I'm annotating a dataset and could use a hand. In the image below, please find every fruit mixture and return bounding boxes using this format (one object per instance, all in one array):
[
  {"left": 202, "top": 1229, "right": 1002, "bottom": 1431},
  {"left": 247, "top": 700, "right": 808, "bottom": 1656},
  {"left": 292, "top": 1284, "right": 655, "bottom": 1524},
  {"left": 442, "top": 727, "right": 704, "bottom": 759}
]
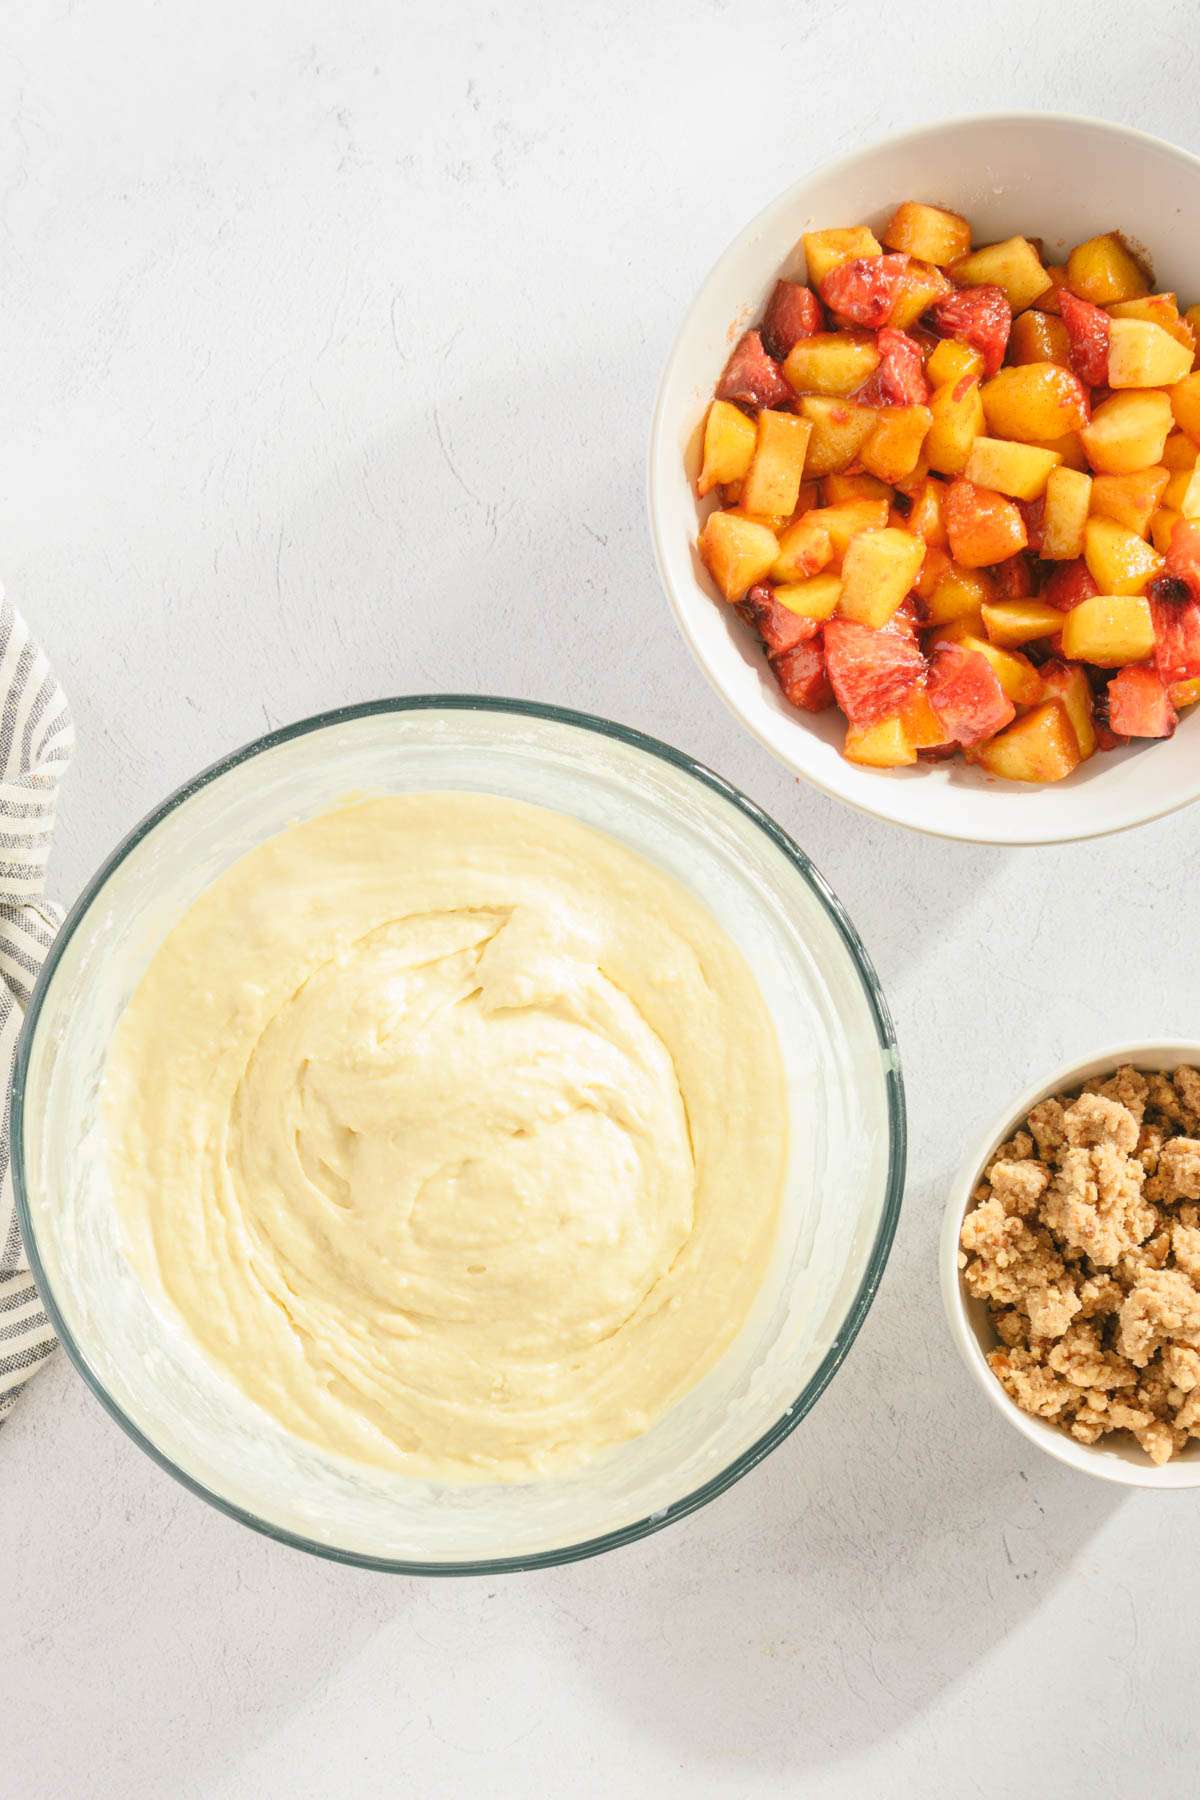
[
  {"left": 694, "top": 201, "right": 1200, "bottom": 780},
  {"left": 960, "top": 1065, "right": 1200, "bottom": 1466}
]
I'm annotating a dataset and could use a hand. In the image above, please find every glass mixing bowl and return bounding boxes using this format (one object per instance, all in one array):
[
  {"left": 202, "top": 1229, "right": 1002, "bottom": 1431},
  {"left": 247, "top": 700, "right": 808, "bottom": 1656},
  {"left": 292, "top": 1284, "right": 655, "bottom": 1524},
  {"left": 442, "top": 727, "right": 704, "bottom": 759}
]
[{"left": 14, "top": 698, "right": 904, "bottom": 1572}]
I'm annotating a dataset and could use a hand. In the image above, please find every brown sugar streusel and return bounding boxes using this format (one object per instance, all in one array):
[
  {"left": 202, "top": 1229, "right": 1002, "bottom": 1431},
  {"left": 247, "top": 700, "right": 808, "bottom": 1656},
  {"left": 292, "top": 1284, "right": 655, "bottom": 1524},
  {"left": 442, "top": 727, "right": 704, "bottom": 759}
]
[{"left": 959, "top": 1065, "right": 1200, "bottom": 1465}]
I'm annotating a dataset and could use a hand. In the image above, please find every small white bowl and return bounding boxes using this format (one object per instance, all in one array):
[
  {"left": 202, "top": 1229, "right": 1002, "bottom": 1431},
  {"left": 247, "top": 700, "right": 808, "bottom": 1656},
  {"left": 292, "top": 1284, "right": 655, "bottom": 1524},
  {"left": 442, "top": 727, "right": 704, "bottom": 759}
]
[
  {"left": 648, "top": 112, "right": 1200, "bottom": 845},
  {"left": 941, "top": 1040, "right": 1200, "bottom": 1488}
]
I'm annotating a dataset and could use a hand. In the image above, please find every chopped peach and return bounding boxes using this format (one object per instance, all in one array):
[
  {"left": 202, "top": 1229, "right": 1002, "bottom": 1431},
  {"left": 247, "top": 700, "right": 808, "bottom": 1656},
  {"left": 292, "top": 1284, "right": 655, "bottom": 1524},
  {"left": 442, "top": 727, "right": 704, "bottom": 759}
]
[
  {"left": 1109, "top": 292, "right": 1180, "bottom": 324},
  {"left": 914, "top": 544, "right": 950, "bottom": 600},
  {"left": 926, "top": 339, "right": 984, "bottom": 388},
  {"left": 741, "top": 411, "right": 812, "bottom": 517},
  {"left": 1037, "top": 266, "right": 1070, "bottom": 314},
  {"left": 964, "top": 435, "right": 1061, "bottom": 501},
  {"left": 797, "top": 396, "right": 876, "bottom": 478},
  {"left": 843, "top": 713, "right": 916, "bottom": 768},
  {"left": 923, "top": 563, "right": 993, "bottom": 626},
  {"left": 972, "top": 700, "right": 1082, "bottom": 781},
  {"left": 981, "top": 363, "right": 1090, "bottom": 441},
  {"left": 950, "top": 237, "right": 1051, "bottom": 312},
  {"left": 925, "top": 377, "right": 984, "bottom": 475},
  {"left": 1164, "top": 468, "right": 1200, "bottom": 517},
  {"left": 1029, "top": 431, "right": 1088, "bottom": 472},
  {"left": 1066, "top": 232, "right": 1150, "bottom": 305},
  {"left": 784, "top": 332, "right": 880, "bottom": 397},
  {"left": 981, "top": 600, "right": 1071, "bottom": 648},
  {"left": 1080, "top": 391, "right": 1173, "bottom": 473},
  {"left": 773, "top": 572, "right": 843, "bottom": 621},
  {"left": 1041, "top": 466, "right": 1093, "bottom": 560},
  {"left": 906, "top": 476, "right": 948, "bottom": 547},
  {"left": 772, "top": 516, "right": 835, "bottom": 582},
  {"left": 802, "top": 227, "right": 882, "bottom": 287},
  {"left": 1150, "top": 508, "right": 1182, "bottom": 555},
  {"left": 900, "top": 686, "right": 954, "bottom": 750},
  {"left": 838, "top": 527, "right": 926, "bottom": 629},
  {"left": 887, "top": 261, "right": 951, "bottom": 330},
  {"left": 823, "top": 471, "right": 892, "bottom": 504},
  {"left": 1163, "top": 431, "right": 1199, "bottom": 471},
  {"left": 1060, "top": 592, "right": 1156, "bottom": 665},
  {"left": 1106, "top": 319, "right": 1194, "bottom": 389},
  {"left": 1171, "top": 372, "right": 1200, "bottom": 443},
  {"left": 860, "top": 405, "right": 932, "bottom": 484},
  {"left": 1008, "top": 310, "right": 1071, "bottom": 366},
  {"left": 881, "top": 201, "right": 971, "bottom": 267},
  {"left": 1083, "top": 517, "right": 1164, "bottom": 594},
  {"left": 1038, "top": 660, "right": 1097, "bottom": 760},
  {"left": 804, "top": 498, "right": 891, "bottom": 560},
  {"left": 944, "top": 477, "right": 1028, "bottom": 568},
  {"left": 698, "top": 511, "right": 779, "bottom": 601},
  {"left": 697, "top": 400, "right": 756, "bottom": 498},
  {"left": 1089, "top": 467, "right": 1171, "bottom": 536}
]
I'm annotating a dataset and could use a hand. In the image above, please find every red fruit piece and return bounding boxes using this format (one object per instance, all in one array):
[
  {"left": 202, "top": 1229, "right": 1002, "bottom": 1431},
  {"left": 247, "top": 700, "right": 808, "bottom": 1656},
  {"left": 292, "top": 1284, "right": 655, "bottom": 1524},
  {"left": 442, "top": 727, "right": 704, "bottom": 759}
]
[
  {"left": 819, "top": 254, "right": 910, "bottom": 328},
  {"left": 761, "top": 280, "right": 823, "bottom": 360},
  {"left": 1095, "top": 722, "right": 1126, "bottom": 751},
  {"left": 737, "top": 583, "right": 822, "bottom": 657},
  {"left": 717, "top": 330, "right": 791, "bottom": 410},
  {"left": 1058, "top": 289, "right": 1111, "bottom": 387},
  {"left": 824, "top": 618, "right": 924, "bottom": 725},
  {"left": 1106, "top": 665, "right": 1177, "bottom": 738},
  {"left": 1042, "top": 559, "right": 1099, "bottom": 610},
  {"left": 927, "top": 642, "right": 1016, "bottom": 747},
  {"left": 1148, "top": 578, "right": 1200, "bottom": 684},
  {"left": 770, "top": 638, "right": 833, "bottom": 712},
  {"left": 929, "top": 283, "right": 1012, "bottom": 377},
  {"left": 1165, "top": 518, "right": 1200, "bottom": 603},
  {"left": 990, "top": 553, "right": 1036, "bottom": 600},
  {"left": 855, "top": 326, "right": 930, "bottom": 406}
]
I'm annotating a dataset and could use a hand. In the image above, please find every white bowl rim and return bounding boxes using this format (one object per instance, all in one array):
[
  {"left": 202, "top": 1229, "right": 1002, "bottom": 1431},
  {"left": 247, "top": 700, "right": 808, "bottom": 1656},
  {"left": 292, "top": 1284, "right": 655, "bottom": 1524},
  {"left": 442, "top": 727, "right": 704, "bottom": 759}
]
[
  {"left": 941, "top": 1037, "right": 1200, "bottom": 1488},
  {"left": 647, "top": 109, "right": 1200, "bottom": 847}
]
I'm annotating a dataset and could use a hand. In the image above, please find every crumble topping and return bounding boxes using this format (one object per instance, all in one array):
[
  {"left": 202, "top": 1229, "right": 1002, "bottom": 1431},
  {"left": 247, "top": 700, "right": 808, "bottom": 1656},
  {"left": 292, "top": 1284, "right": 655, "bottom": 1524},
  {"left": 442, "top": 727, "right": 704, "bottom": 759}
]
[{"left": 960, "top": 1066, "right": 1200, "bottom": 1465}]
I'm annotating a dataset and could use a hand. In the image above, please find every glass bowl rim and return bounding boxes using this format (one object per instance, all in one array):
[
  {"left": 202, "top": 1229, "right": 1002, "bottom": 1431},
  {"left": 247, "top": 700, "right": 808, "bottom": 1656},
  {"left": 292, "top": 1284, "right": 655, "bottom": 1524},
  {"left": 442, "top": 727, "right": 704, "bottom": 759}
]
[{"left": 13, "top": 693, "right": 906, "bottom": 1576}]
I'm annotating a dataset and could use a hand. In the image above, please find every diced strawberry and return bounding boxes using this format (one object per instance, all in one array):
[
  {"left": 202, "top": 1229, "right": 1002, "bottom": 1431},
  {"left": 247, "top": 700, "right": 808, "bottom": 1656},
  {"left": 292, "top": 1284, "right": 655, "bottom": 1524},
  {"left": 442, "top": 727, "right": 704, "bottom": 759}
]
[
  {"left": 761, "top": 280, "right": 823, "bottom": 360},
  {"left": 1105, "top": 665, "right": 1177, "bottom": 738},
  {"left": 716, "top": 330, "right": 791, "bottom": 410},
  {"left": 770, "top": 637, "right": 833, "bottom": 712},
  {"left": 824, "top": 618, "right": 925, "bottom": 725},
  {"left": 929, "top": 284, "right": 1012, "bottom": 377},
  {"left": 990, "top": 553, "right": 1036, "bottom": 600},
  {"left": 819, "top": 254, "right": 910, "bottom": 328},
  {"left": 1018, "top": 498, "right": 1045, "bottom": 556},
  {"left": 1165, "top": 518, "right": 1200, "bottom": 603},
  {"left": 927, "top": 642, "right": 1016, "bottom": 747},
  {"left": 1058, "top": 289, "right": 1111, "bottom": 387},
  {"left": 1042, "top": 559, "right": 1099, "bottom": 610},
  {"left": 1148, "top": 577, "right": 1200, "bottom": 684},
  {"left": 737, "top": 583, "right": 822, "bottom": 657},
  {"left": 854, "top": 326, "right": 930, "bottom": 406},
  {"left": 944, "top": 477, "right": 1027, "bottom": 568}
]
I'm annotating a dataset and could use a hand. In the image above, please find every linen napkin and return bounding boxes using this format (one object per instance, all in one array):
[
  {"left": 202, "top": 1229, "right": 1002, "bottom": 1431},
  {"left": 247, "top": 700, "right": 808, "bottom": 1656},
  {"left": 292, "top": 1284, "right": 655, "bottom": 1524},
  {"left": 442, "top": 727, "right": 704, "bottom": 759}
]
[{"left": 0, "top": 597, "right": 73, "bottom": 1421}]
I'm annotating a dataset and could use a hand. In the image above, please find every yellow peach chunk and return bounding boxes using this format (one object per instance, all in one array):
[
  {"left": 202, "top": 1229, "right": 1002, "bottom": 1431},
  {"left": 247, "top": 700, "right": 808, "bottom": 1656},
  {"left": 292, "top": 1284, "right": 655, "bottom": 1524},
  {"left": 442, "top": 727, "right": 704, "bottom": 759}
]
[
  {"left": 859, "top": 405, "right": 932, "bottom": 485},
  {"left": 698, "top": 511, "right": 779, "bottom": 602},
  {"left": 741, "top": 411, "right": 812, "bottom": 517},
  {"left": 797, "top": 396, "right": 876, "bottom": 479},
  {"left": 1060, "top": 593, "right": 1155, "bottom": 666},
  {"left": 838, "top": 527, "right": 925, "bottom": 629},
  {"left": 1106, "top": 318, "right": 1194, "bottom": 389},
  {"left": 772, "top": 516, "right": 834, "bottom": 583},
  {"left": 1066, "top": 232, "right": 1150, "bottom": 305},
  {"left": 1171, "top": 372, "right": 1200, "bottom": 444},
  {"left": 843, "top": 714, "right": 916, "bottom": 768},
  {"left": 784, "top": 334, "right": 880, "bottom": 398},
  {"left": 950, "top": 237, "right": 1051, "bottom": 312},
  {"left": 1080, "top": 391, "right": 1173, "bottom": 474},
  {"left": 697, "top": 400, "right": 756, "bottom": 498},
  {"left": 981, "top": 601, "right": 1070, "bottom": 649},
  {"left": 1083, "top": 517, "right": 1164, "bottom": 594},
  {"left": 774, "top": 573, "right": 843, "bottom": 621},
  {"left": 926, "top": 377, "right": 984, "bottom": 476},
  {"left": 964, "top": 436, "right": 1061, "bottom": 501},
  {"left": 972, "top": 700, "right": 1082, "bottom": 782},
  {"left": 1089, "top": 468, "right": 1170, "bottom": 537},
  {"left": 926, "top": 339, "right": 984, "bottom": 388},
  {"left": 802, "top": 227, "right": 883, "bottom": 286},
  {"left": 881, "top": 201, "right": 971, "bottom": 267},
  {"left": 1041, "top": 466, "right": 1092, "bottom": 560}
]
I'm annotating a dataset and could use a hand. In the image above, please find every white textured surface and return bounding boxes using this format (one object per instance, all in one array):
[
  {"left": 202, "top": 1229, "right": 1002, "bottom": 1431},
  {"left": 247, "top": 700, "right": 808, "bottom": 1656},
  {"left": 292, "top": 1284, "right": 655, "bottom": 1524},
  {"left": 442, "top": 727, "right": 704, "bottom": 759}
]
[{"left": 3, "top": 2, "right": 1199, "bottom": 1795}]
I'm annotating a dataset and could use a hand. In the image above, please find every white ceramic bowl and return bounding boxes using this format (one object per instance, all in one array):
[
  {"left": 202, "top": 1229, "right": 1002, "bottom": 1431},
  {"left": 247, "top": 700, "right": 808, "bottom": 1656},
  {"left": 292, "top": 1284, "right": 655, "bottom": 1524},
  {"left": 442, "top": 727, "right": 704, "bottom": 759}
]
[
  {"left": 941, "top": 1040, "right": 1200, "bottom": 1488},
  {"left": 649, "top": 112, "right": 1200, "bottom": 845},
  {"left": 15, "top": 698, "right": 905, "bottom": 1570}
]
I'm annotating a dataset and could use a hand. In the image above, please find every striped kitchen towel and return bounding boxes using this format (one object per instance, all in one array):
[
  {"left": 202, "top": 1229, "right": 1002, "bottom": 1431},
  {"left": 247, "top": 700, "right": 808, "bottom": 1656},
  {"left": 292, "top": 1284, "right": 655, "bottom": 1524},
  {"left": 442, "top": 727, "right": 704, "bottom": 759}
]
[{"left": 0, "top": 597, "right": 73, "bottom": 1421}]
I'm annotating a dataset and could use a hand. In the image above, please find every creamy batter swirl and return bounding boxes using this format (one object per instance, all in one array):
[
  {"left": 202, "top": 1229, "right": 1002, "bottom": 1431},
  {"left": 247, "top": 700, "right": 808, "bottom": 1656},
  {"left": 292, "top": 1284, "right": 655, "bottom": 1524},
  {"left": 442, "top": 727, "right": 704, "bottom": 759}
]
[{"left": 105, "top": 793, "right": 785, "bottom": 1480}]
